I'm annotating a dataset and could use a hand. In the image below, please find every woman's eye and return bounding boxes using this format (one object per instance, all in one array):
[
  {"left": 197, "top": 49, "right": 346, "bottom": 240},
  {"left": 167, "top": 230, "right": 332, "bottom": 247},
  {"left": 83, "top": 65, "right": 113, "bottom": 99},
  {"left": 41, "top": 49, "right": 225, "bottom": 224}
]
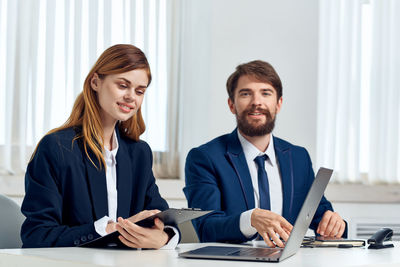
[
  {"left": 136, "top": 90, "right": 144, "bottom": 95},
  {"left": 118, "top": 84, "right": 128, "bottom": 89}
]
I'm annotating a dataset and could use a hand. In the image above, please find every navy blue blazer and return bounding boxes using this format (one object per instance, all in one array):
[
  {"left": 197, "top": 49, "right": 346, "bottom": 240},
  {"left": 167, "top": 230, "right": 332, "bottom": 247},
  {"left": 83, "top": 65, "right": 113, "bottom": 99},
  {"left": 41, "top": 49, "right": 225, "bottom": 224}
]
[
  {"left": 21, "top": 126, "right": 169, "bottom": 248},
  {"left": 184, "top": 129, "right": 340, "bottom": 243}
]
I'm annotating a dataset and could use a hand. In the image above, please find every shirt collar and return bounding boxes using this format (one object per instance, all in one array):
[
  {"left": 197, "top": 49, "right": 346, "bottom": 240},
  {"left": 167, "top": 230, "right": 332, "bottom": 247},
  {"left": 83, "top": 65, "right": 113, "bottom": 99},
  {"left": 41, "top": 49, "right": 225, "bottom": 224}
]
[
  {"left": 237, "top": 130, "right": 277, "bottom": 167},
  {"left": 104, "top": 129, "right": 119, "bottom": 164}
]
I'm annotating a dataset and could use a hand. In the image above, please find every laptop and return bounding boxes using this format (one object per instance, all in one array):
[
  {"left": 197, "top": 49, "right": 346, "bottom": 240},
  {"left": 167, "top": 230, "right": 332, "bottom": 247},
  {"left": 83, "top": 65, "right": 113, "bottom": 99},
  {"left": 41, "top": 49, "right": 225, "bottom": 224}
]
[{"left": 179, "top": 167, "right": 333, "bottom": 262}]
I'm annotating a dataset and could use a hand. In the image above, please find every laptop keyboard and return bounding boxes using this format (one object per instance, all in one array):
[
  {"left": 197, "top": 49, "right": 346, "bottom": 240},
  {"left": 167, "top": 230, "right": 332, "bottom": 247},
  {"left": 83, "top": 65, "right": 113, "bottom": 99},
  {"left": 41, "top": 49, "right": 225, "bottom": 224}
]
[{"left": 227, "top": 247, "right": 282, "bottom": 257}]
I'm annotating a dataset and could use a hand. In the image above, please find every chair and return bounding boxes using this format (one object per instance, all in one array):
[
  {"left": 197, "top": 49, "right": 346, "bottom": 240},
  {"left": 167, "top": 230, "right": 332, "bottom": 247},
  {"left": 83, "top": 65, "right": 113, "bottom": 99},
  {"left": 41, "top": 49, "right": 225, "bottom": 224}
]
[
  {"left": 178, "top": 221, "right": 199, "bottom": 243},
  {"left": 0, "top": 194, "right": 25, "bottom": 248}
]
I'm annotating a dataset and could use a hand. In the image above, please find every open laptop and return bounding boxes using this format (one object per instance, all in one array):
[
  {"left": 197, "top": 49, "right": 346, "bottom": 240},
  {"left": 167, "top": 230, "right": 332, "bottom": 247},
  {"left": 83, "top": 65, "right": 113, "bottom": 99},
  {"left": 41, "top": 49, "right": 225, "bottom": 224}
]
[{"left": 179, "top": 167, "right": 333, "bottom": 262}]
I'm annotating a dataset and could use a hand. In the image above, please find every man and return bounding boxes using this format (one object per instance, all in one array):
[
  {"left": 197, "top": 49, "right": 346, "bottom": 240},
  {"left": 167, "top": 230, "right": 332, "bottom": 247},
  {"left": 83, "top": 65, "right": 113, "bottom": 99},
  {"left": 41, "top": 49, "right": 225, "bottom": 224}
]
[{"left": 183, "top": 60, "right": 346, "bottom": 248}]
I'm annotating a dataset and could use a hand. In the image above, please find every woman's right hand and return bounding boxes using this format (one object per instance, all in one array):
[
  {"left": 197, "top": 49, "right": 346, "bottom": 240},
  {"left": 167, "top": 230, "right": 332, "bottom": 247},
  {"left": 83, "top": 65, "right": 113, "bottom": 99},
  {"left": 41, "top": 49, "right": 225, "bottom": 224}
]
[
  {"left": 116, "top": 217, "right": 169, "bottom": 249},
  {"left": 127, "top": 209, "right": 161, "bottom": 223}
]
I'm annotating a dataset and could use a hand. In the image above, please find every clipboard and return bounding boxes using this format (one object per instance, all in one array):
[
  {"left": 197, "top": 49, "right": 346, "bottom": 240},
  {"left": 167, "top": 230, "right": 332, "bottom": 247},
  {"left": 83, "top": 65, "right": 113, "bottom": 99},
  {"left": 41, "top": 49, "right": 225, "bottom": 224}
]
[{"left": 80, "top": 208, "right": 211, "bottom": 248}]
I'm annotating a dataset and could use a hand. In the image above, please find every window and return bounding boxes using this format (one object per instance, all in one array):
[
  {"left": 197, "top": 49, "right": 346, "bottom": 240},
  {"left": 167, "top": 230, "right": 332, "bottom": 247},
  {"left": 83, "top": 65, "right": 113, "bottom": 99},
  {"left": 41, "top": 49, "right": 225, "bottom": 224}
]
[
  {"left": 359, "top": 0, "right": 371, "bottom": 174},
  {"left": 0, "top": 0, "right": 172, "bottom": 175},
  {"left": 317, "top": 0, "right": 400, "bottom": 183}
]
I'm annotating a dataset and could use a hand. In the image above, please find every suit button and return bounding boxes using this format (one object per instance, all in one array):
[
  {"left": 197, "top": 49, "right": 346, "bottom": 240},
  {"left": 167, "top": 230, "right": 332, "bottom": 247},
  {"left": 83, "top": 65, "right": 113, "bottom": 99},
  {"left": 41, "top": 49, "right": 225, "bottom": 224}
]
[
  {"left": 81, "top": 236, "right": 87, "bottom": 242},
  {"left": 74, "top": 240, "right": 80, "bottom": 246},
  {"left": 88, "top": 234, "right": 94, "bottom": 240}
]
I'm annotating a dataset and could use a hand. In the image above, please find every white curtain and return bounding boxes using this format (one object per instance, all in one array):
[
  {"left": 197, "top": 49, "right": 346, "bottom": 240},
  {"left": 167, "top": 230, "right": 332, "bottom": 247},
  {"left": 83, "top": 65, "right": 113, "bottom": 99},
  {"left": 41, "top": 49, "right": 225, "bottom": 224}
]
[
  {"left": 368, "top": 0, "right": 400, "bottom": 183},
  {"left": 317, "top": 0, "right": 400, "bottom": 184},
  {"left": 0, "top": 0, "right": 181, "bottom": 178},
  {"left": 152, "top": 0, "right": 183, "bottom": 178}
]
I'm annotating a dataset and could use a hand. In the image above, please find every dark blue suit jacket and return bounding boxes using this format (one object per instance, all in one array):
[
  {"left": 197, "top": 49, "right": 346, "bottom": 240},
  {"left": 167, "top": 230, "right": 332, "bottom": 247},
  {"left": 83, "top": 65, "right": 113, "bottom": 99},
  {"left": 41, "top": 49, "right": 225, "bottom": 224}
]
[
  {"left": 21, "top": 126, "right": 169, "bottom": 248},
  {"left": 184, "top": 129, "right": 339, "bottom": 243}
]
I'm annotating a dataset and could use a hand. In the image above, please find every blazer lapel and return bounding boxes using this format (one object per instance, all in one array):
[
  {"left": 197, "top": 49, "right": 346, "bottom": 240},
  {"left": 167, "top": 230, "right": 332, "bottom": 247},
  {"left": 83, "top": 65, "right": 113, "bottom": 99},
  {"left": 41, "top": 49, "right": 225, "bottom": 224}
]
[
  {"left": 274, "top": 137, "right": 294, "bottom": 219},
  {"left": 115, "top": 130, "right": 133, "bottom": 219},
  {"left": 225, "top": 129, "right": 255, "bottom": 210},
  {"left": 84, "top": 148, "right": 108, "bottom": 220}
]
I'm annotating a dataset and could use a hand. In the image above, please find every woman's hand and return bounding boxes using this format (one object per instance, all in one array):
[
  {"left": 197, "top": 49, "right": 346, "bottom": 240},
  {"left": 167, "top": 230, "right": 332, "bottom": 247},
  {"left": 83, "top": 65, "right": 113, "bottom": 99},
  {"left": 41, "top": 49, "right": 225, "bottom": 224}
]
[
  {"left": 105, "top": 221, "right": 118, "bottom": 234},
  {"left": 115, "top": 217, "right": 169, "bottom": 249},
  {"left": 127, "top": 209, "right": 160, "bottom": 223},
  {"left": 105, "top": 209, "right": 160, "bottom": 235}
]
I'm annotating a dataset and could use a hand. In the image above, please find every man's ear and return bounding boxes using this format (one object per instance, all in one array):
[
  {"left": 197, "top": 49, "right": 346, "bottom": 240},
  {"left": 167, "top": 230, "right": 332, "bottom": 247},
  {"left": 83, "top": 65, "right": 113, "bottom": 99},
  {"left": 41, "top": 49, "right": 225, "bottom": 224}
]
[
  {"left": 228, "top": 98, "right": 236, "bottom": 114},
  {"left": 276, "top": 97, "right": 283, "bottom": 114},
  {"left": 90, "top": 73, "right": 100, "bottom": 91}
]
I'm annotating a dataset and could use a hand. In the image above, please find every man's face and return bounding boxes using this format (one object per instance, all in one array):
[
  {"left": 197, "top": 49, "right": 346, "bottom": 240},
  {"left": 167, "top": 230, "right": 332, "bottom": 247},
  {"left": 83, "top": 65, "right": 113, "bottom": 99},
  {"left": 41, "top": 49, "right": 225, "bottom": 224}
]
[{"left": 228, "top": 75, "right": 282, "bottom": 137}]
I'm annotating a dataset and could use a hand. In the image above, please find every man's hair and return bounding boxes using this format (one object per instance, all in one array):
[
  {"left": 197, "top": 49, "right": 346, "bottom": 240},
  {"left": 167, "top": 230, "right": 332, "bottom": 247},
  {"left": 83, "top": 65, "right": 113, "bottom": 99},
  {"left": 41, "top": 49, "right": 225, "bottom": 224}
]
[{"left": 226, "top": 60, "right": 282, "bottom": 102}]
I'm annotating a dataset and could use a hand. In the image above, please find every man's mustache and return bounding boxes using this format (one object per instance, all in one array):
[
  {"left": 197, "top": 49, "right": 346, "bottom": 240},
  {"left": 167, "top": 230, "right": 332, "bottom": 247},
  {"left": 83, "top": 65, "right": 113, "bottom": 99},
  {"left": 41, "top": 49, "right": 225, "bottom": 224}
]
[{"left": 245, "top": 107, "right": 270, "bottom": 115}]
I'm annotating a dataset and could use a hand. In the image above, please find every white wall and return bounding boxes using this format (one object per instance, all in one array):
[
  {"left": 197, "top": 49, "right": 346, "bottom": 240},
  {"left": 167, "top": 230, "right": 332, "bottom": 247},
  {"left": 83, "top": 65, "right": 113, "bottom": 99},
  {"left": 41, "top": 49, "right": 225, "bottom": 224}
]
[{"left": 180, "top": 0, "right": 319, "bottom": 177}]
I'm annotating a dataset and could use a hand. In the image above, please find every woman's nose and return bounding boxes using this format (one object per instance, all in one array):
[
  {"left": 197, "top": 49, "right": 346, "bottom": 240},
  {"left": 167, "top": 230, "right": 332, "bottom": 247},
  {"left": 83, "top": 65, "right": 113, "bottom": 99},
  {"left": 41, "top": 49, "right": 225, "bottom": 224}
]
[{"left": 124, "top": 89, "right": 136, "bottom": 102}]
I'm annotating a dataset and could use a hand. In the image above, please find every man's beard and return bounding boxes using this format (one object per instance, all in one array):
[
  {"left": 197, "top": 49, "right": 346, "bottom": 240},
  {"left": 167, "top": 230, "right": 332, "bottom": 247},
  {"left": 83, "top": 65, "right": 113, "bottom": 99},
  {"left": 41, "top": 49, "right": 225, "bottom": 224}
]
[{"left": 236, "top": 106, "right": 276, "bottom": 137}]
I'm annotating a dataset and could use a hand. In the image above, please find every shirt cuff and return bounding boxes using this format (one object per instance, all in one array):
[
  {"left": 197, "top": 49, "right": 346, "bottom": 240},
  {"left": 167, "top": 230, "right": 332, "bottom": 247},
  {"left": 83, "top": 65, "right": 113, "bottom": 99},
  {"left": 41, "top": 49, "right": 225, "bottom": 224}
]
[
  {"left": 240, "top": 209, "right": 258, "bottom": 238},
  {"left": 160, "top": 226, "right": 179, "bottom": 249},
  {"left": 94, "top": 215, "right": 114, "bottom": 237}
]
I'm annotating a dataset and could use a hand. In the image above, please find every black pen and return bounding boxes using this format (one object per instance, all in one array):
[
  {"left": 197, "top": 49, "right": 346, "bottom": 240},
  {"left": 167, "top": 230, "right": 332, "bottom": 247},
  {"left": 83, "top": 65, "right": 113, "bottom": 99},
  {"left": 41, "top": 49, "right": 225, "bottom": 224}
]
[{"left": 338, "top": 244, "right": 353, "bottom": 248}]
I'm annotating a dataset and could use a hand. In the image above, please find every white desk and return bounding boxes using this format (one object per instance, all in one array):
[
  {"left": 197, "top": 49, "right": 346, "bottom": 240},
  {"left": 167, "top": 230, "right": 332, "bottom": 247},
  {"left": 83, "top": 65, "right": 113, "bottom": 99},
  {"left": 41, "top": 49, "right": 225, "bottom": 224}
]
[{"left": 0, "top": 242, "right": 399, "bottom": 267}]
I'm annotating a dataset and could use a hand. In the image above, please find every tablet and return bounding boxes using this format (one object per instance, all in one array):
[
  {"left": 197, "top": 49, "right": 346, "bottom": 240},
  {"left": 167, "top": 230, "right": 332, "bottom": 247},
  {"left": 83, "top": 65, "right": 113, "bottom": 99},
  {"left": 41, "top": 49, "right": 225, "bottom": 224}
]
[{"left": 80, "top": 208, "right": 211, "bottom": 248}]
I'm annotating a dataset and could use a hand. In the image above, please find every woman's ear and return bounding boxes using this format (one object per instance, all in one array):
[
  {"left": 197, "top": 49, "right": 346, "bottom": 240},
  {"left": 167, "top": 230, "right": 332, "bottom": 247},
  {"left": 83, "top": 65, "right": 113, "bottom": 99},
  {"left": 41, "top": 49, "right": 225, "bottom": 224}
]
[{"left": 91, "top": 73, "right": 100, "bottom": 91}]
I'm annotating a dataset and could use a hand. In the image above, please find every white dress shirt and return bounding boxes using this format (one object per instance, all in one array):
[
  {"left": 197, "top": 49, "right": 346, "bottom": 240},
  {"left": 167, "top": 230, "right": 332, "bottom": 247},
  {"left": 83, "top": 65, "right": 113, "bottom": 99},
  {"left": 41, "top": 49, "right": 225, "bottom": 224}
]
[
  {"left": 94, "top": 130, "right": 178, "bottom": 249},
  {"left": 94, "top": 130, "right": 119, "bottom": 236},
  {"left": 238, "top": 131, "right": 283, "bottom": 238}
]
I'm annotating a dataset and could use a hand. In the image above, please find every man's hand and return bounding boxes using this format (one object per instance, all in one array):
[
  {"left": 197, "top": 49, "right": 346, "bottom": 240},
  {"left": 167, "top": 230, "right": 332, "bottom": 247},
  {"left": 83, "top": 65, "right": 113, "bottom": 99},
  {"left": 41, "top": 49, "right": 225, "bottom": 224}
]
[
  {"left": 317, "top": 210, "right": 346, "bottom": 238},
  {"left": 251, "top": 208, "right": 293, "bottom": 248},
  {"left": 116, "top": 217, "right": 169, "bottom": 249}
]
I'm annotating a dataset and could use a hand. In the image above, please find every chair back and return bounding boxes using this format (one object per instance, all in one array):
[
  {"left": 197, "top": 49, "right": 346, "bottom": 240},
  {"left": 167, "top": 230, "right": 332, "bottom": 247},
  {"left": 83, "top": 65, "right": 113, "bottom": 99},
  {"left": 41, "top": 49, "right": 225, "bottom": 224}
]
[
  {"left": 0, "top": 194, "right": 25, "bottom": 248},
  {"left": 178, "top": 221, "right": 199, "bottom": 243}
]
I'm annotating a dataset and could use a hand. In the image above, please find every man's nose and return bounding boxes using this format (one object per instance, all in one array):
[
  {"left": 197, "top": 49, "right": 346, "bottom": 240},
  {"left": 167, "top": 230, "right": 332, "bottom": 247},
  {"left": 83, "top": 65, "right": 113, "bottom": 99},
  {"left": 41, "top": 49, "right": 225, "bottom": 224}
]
[{"left": 251, "top": 93, "right": 262, "bottom": 106}]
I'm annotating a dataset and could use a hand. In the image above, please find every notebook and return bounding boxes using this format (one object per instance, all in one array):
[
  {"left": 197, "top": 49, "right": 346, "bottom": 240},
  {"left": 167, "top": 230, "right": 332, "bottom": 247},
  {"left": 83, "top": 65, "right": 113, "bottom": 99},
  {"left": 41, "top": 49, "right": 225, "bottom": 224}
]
[
  {"left": 302, "top": 236, "right": 365, "bottom": 248},
  {"left": 179, "top": 167, "right": 333, "bottom": 262}
]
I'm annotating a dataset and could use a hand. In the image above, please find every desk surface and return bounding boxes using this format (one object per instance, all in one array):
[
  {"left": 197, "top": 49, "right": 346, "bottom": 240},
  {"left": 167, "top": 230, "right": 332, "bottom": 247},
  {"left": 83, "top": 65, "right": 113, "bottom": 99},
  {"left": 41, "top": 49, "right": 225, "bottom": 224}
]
[{"left": 0, "top": 242, "right": 399, "bottom": 267}]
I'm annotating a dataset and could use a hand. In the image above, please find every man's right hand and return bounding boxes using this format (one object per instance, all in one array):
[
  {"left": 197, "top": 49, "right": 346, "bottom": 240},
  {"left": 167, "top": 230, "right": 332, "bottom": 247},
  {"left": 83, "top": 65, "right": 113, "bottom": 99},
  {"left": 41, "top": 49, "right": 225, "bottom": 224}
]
[{"left": 251, "top": 208, "right": 293, "bottom": 248}]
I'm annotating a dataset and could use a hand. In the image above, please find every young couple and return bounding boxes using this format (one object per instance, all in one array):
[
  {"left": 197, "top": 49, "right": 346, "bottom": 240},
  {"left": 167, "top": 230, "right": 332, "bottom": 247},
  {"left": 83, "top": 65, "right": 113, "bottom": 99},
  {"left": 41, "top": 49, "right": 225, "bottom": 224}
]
[{"left": 21, "top": 44, "right": 346, "bottom": 249}]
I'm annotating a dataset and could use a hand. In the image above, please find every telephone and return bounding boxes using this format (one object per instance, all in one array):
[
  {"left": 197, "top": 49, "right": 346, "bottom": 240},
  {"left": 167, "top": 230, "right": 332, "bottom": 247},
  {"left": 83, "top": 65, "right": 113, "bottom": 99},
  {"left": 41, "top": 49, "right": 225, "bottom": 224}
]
[{"left": 367, "top": 228, "right": 394, "bottom": 249}]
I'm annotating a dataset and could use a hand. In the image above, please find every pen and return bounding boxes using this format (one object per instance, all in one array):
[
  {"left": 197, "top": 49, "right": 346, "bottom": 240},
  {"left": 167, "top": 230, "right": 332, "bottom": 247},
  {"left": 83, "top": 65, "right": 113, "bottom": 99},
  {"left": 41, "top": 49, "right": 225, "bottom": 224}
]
[{"left": 338, "top": 244, "right": 353, "bottom": 248}]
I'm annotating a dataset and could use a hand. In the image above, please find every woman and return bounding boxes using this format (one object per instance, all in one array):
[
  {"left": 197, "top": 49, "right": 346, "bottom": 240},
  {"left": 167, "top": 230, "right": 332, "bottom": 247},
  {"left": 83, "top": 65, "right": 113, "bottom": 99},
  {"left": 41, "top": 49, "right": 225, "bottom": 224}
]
[{"left": 21, "top": 44, "right": 178, "bottom": 248}]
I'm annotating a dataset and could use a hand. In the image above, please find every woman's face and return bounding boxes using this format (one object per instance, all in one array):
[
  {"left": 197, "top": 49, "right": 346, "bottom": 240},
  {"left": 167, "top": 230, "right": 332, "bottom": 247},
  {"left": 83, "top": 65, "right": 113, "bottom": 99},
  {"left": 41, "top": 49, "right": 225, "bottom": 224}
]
[{"left": 91, "top": 69, "right": 149, "bottom": 127}]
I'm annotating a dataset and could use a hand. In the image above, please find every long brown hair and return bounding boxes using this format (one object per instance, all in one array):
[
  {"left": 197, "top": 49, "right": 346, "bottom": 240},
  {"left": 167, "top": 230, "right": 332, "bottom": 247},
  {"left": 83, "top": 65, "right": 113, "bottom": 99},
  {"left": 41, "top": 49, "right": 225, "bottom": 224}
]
[{"left": 32, "top": 44, "right": 152, "bottom": 169}]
